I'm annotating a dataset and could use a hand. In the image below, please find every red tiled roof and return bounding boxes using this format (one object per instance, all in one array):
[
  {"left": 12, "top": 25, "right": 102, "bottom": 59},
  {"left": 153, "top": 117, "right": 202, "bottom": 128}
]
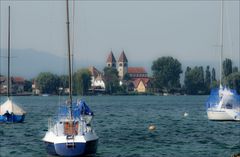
[
  {"left": 118, "top": 51, "right": 128, "bottom": 62},
  {"left": 132, "top": 78, "right": 150, "bottom": 88},
  {"left": 106, "top": 51, "right": 116, "bottom": 63},
  {"left": 12, "top": 77, "right": 25, "bottom": 83},
  {"left": 128, "top": 67, "right": 147, "bottom": 74},
  {"left": 88, "top": 66, "right": 102, "bottom": 78}
]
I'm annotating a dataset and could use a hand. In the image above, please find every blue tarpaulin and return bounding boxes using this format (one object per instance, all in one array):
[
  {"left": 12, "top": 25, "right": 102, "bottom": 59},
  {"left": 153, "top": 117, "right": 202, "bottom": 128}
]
[
  {"left": 206, "top": 87, "right": 240, "bottom": 109},
  {"left": 57, "top": 100, "right": 93, "bottom": 119}
]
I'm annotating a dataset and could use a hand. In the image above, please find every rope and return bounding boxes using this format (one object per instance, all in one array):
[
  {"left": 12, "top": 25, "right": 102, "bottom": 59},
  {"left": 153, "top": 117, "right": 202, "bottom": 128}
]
[
  {"left": 72, "top": 0, "right": 75, "bottom": 97},
  {"left": 0, "top": 0, "right": 2, "bottom": 104},
  {"left": 225, "top": 2, "right": 234, "bottom": 63},
  {"left": 239, "top": 0, "right": 240, "bottom": 70}
]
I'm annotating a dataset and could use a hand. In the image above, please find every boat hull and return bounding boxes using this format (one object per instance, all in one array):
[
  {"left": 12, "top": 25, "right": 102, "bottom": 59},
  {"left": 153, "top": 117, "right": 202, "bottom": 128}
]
[
  {"left": 0, "top": 114, "right": 25, "bottom": 123},
  {"left": 44, "top": 139, "right": 98, "bottom": 157},
  {"left": 207, "top": 110, "right": 236, "bottom": 121},
  {"left": 44, "top": 141, "right": 58, "bottom": 156}
]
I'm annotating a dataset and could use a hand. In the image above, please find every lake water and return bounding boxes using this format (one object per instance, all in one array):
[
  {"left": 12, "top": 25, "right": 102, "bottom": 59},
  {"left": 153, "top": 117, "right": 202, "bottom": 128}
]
[{"left": 0, "top": 96, "right": 239, "bottom": 157}]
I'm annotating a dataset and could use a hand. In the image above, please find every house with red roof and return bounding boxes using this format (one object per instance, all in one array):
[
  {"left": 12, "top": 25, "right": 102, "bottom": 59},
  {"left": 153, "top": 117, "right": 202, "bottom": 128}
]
[
  {"left": 132, "top": 78, "right": 151, "bottom": 93},
  {"left": 88, "top": 66, "right": 105, "bottom": 91},
  {"left": 12, "top": 77, "right": 25, "bottom": 93},
  {"left": 106, "top": 51, "right": 151, "bottom": 93},
  {"left": 128, "top": 67, "right": 148, "bottom": 78},
  {"left": 0, "top": 76, "right": 25, "bottom": 94}
]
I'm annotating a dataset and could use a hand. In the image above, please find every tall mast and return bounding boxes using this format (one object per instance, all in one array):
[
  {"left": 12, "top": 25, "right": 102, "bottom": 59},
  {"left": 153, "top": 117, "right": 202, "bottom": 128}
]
[
  {"left": 66, "top": 0, "right": 73, "bottom": 118},
  {"left": 239, "top": 0, "right": 240, "bottom": 71},
  {"left": 219, "top": 0, "right": 224, "bottom": 86},
  {"left": 7, "top": 6, "right": 11, "bottom": 98}
]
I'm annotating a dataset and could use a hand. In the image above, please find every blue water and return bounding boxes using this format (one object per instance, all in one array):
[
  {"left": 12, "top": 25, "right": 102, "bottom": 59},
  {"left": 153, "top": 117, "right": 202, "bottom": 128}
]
[{"left": 0, "top": 96, "right": 239, "bottom": 157}]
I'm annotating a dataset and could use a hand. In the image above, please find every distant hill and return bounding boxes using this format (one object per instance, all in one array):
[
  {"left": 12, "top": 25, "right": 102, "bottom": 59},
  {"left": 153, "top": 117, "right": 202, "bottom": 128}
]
[
  {"left": 0, "top": 49, "right": 104, "bottom": 79},
  {"left": 0, "top": 48, "right": 220, "bottom": 80},
  {"left": 0, "top": 49, "right": 67, "bottom": 79}
]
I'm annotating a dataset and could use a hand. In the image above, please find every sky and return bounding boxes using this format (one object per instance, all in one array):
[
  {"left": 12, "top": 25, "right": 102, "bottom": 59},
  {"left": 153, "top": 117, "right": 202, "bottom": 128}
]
[{"left": 0, "top": 0, "right": 240, "bottom": 79}]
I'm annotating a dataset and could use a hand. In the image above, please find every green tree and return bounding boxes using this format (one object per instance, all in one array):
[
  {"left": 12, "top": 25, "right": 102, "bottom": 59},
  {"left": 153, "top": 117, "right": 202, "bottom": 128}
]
[
  {"left": 223, "top": 58, "right": 232, "bottom": 77},
  {"left": 205, "top": 66, "right": 211, "bottom": 92},
  {"left": 151, "top": 56, "right": 182, "bottom": 92},
  {"left": 225, "top": 72, "right": 240, "bottom": 94},
  {"left": 211, "top": 68, "right": 216, "bottom": 81},
  {"left": 103, "top": 67, "right": 120, "bottom": 94},
  {"left": 35, "top": 72, "right": 60, "bottom": 94},
  {"left": 73, "top": 69, "right": 91, "bottom": 95},
  {"left": 232, "top": 66, "right": 238, "bottom": 73},
  {"left": 59, "top": 75, "right": 69, "bottom": 89},
  {"left": 24, "top": 80, "right": 32, "bottom": 92},
  {"left": 184, "top": 66, "right": 205, "bottom": 94}
]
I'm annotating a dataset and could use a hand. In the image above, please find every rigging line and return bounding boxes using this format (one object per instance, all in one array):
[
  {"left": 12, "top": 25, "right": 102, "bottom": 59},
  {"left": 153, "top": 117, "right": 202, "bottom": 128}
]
[
  {"left": 20, "top": 0, "right": 236, "bottom": 1},
  {"left": 8, "top": 5, "right": 11, "bottom": 98},
  {"left": 0, "top": 0, "right": 2, "bottom": 104},
  {"left": 0, "top": 1, "right": 1, "bottom": 76},
  {"left": 225, "top": 2, "right": 234, "bottom": 63},
  {"left": 71, "top": 0, "right": 75, "bottom": 96},
  {"left": 219, "top": 0, "right": 224, "bottom": 86}
]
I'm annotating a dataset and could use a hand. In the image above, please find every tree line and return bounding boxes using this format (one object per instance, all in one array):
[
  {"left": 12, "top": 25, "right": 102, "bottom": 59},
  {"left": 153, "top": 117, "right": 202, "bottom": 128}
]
[{"left": 31, "top": 56, "right": 240, "bottom": 95}]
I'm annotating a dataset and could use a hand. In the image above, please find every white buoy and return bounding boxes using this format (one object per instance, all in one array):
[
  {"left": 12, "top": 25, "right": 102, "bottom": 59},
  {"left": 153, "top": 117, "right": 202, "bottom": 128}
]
[
  {"left": 148, "top": 125, "right": 156, "bottom": 131},
  {"left": 184, "top": 112, "right": 188, "bottom": 117}
]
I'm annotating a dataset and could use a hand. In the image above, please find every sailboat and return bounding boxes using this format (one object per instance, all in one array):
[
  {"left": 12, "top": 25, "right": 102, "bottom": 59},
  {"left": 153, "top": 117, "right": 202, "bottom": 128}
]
[
  {"left": 0, "top": 6, "right": 26, "bottom": 123},
  {"left": 206, "top": 0, "right": 240, "bottom": 121},
  {"left": 42, "top": 0, "right": 98, "bottom": 156}
]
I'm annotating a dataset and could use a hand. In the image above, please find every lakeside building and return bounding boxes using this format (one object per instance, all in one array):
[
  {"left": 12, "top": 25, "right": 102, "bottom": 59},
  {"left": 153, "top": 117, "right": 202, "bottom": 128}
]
[
  {"left": 88, "top": 66, "right": 105, "bottom": 92},
  {"left": 32, "top": 80, "right": 40, "bottom": 95},
  {"left": 106, "top": 51, "right": 151, "bottom": 93},
  {"left": 0, "top": 76, "right": 25, "bottom": 94}
]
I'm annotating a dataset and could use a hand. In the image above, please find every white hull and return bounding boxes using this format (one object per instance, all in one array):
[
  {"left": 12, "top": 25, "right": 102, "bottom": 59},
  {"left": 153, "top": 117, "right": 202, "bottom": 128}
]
[{"left": 207, "top": 109, "right": 240, "bottom": 121}]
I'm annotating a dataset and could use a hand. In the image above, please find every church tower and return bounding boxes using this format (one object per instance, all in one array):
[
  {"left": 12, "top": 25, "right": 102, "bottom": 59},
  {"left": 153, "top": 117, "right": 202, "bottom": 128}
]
[
  {"left": 106, "top": 51, "right": 116, "bottom": 68},
  {"left": 118, "top": 50, "right": 128, "bottom": 79}
]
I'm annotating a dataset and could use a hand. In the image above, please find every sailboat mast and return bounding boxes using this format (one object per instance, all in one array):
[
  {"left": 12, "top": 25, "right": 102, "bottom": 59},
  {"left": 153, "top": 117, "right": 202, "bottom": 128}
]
[
  {"left": 219, "top": 0, "right": 224, "bottom": 86},
  {"left": 66, "top": 0, "right": 73, "bottom": 118},
  {"left": 7, "top": 6, "right": 11, "bottom": 98}
]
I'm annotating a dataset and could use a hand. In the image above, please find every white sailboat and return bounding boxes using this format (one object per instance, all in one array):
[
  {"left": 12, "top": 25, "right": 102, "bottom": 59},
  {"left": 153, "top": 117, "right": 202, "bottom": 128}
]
[
  {"left": 42, "top": 0, "right": 98, "bottom": 156},
  {"left": 206, "top": 0, "right": 240, "bottom": 121},
  {"left": 0, "top": 6, "right": 26, "bottom": 123}
]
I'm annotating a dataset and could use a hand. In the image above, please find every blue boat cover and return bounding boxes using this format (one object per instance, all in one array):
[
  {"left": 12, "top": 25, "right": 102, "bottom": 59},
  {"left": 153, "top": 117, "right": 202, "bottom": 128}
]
[
  {"left": 57, "top": 100, "right": 94, "bottom": 119},
  {"left": 206, "top": 87, "right": 240, "bottom": 109}
]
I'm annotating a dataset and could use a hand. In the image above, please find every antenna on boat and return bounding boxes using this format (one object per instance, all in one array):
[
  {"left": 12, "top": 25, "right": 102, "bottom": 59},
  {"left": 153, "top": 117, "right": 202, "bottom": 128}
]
[
  {"left": 219, "top": 0, "right": 224, "bottom": 87},
  {"left": 66, "top": 0, "right": 73, "bottom": 118},
  {"left": 7, "top": 5, "right": 11, "bottom": 98}
]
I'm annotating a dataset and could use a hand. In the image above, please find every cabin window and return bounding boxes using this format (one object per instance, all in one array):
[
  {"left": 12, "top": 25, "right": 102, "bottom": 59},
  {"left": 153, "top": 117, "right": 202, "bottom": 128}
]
[
  {"left": 119, "top": 63, "right": 122, "bottom": 66},
  {"left": 64, "top": 121, "right": 79, "bottom": 135}
]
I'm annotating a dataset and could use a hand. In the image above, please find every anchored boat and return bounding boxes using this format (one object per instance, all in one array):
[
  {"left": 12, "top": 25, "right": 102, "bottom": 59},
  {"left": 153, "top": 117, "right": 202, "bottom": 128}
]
[
  {"left": 42, "top": 0, "right": 98, "bottom": 156},
  {"left": 0, "top": 6, "right": 26, "bottom": 123},
  {"left": 206, "top": 0, "right": 240, "bottom": 121}
]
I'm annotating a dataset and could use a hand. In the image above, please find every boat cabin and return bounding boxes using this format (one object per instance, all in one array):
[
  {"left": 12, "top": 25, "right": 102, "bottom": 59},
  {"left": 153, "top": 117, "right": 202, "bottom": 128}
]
[{"left": 64, "top": 121, "right": 79, "bottom": 135}]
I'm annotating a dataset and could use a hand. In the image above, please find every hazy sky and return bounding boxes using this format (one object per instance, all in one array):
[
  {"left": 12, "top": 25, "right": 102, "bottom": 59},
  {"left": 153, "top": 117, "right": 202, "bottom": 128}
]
[{"left": 0, "top": 0, "right": 240, "bottom": 78}]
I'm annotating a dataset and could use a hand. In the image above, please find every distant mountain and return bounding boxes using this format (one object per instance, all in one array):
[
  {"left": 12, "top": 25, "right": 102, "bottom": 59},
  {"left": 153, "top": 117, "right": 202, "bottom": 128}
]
[
  {"left": 0, "top": 49, "right": 66, "bottom": 79},
  {"left": 0, "top": 48, "right": 220, "bottom": 80},
  {"left": 0, "top": 48, "right": 104, "bottom": 79}
]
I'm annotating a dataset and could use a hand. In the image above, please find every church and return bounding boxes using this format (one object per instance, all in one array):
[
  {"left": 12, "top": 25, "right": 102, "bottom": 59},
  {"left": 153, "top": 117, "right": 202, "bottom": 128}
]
[{"left": 106, "top": 50, "right": 151, "bottom": 93}]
